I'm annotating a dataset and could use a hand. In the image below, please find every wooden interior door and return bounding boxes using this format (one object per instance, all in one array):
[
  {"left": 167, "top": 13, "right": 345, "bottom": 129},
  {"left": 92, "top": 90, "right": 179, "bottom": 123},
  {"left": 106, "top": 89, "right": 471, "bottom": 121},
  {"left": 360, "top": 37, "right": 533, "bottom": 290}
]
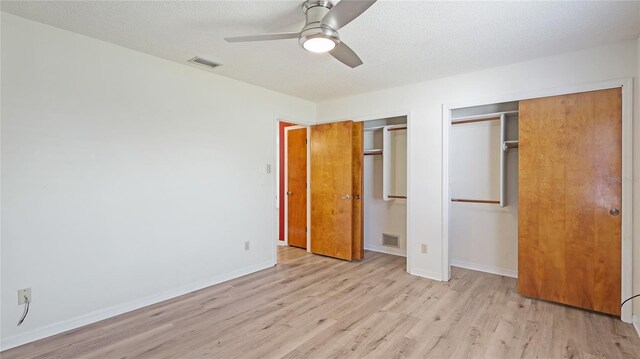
[
  {"left": 286, "top": 127, "right": 308, "bottom": 249},
  {"left": 310, "top": 121, "right": 354, "bottom": 260},
  {"left": 518, "top": 88, "right": 622, "bottom": 316}
]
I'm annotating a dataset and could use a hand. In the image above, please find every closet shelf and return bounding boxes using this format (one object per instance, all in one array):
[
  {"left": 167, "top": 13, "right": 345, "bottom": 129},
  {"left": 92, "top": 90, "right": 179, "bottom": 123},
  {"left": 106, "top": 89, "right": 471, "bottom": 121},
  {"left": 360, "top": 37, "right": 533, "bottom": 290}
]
[
  {"left": 452, "top": 117, "right": 500, "bottom": 126},
  {"left": 451, "top": 110, "right": 518, "bottom": 122}
]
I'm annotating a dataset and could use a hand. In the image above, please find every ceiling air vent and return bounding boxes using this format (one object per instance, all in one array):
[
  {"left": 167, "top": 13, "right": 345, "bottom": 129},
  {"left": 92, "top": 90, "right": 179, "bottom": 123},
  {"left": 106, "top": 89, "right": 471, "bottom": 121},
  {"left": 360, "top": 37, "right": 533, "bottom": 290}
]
[
  {"left": 382, "top": 233, "right": 399, "bottom": 248},
  {"left": 188, "top": 56, "right": 222, "bottom": 69}
]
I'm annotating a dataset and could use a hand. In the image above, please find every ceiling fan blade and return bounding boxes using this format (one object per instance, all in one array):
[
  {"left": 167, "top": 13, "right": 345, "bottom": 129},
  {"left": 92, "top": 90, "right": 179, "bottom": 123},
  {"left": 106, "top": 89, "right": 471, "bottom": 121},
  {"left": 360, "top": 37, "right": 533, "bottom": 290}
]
[
  {"left": 329, "top": 42, "right": 363, "bottom": 68},
  {"left": 321, "top": 0, "right": 377, "bottom": 30},
  {"left": 225, "top": 32, "right": 299, "bottom": 43}
]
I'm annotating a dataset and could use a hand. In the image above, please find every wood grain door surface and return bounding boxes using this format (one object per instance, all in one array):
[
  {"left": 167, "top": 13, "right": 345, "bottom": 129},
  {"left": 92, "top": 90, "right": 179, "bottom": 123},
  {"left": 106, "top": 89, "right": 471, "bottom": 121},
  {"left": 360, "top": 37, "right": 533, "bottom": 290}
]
[
  {"left": 286, "top": 127, "right": 308, "bottom": 249},
  {"left": 518, "top": 88, "right": 622, "bottom": 315},
  {"left": 310, "top": 121, "right": 355, "bottom": 260}
]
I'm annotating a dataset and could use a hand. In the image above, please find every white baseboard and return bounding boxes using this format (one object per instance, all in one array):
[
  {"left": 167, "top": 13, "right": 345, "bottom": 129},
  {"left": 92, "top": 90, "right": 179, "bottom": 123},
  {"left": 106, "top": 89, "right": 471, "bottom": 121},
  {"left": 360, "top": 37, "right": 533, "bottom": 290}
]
[
  {"left": 364, "top": 244, "right": 407, "bottom": 257},
  {"left": 0, "top": 260, "right": 275, "bottom": 351},
  {"left": 450, "top": 258, "right": 517, "bottom": 278},
  {"left": 363, "top": 246, "right": 443, "bottom": 282},
  {"left": 409, "top": 267, "right": 445, "bottom": 281},
  {"left": 633, "top": 315, "right": 640, "bottom": 339}
]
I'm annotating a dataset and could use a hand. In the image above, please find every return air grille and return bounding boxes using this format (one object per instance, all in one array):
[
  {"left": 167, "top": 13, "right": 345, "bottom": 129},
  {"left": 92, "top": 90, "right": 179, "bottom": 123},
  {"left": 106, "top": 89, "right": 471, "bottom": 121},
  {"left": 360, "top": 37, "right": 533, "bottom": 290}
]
[
  {"left": 382, "top": 233, "right": 399, "bottom": 248},
  {"left": 188, "top": 56, "right": 222, "bottom": 69}
]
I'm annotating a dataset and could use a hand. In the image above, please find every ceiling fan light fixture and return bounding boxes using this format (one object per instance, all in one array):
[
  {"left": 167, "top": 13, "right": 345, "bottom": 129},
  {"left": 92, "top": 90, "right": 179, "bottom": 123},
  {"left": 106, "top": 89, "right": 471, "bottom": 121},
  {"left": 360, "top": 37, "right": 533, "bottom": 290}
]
[
  {"left": 299, "top": 26, "right": 340, "bottom": 54},
  {"left": 225, "top": 0, "right": 377, "bottom": 68},
  {"left": 303, "top": 37, "right": 336, "bottom": 53}
]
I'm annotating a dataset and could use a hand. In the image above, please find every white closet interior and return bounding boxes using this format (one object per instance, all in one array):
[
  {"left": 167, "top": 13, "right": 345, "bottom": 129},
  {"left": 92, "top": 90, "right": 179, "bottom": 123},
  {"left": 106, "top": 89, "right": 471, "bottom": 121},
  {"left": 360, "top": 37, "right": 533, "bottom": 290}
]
[
  {"left": 449, "top": 102, "right": 519, "bottom": 277},
  {"left": 363, "top": 117, "right": 407, "bottom": 257}
]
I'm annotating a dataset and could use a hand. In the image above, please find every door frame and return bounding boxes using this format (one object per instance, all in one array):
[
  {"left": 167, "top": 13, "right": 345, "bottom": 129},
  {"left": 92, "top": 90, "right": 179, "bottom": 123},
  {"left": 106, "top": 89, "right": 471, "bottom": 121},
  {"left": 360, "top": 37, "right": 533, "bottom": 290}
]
[
  {"left": 315, "top": 111, "right": 413, "bottom": 271},
  {"left": 441, "top": 78, "right": 634, "bottom": 323},
  {"left": 283, "top": 125, "right": 311, "bottom": 250}
]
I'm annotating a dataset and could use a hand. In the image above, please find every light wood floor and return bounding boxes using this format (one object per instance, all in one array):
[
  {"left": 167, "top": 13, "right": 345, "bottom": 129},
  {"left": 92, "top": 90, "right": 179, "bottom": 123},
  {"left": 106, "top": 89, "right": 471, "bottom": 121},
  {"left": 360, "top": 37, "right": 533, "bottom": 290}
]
[{"left": 4, "top": 246, "right": 640, "bottom": 358}]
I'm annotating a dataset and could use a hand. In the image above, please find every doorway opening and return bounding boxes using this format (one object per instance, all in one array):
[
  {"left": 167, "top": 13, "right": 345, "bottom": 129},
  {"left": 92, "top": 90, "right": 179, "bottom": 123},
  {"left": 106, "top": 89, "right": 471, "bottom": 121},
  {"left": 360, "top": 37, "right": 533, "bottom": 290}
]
[
  {"left": 277, "top": 121, "right": 309, "bottom": 263},
  {"left": 276, "top": 116, "right": 409, "bottom": 265},
  {"left": 443, "top": 80, "right": 633, "bottom": 322},
  {"left": 363, "top": 116, "right": 408, "bottom": 258},
  {"left": 448, "top": 101, "right": 519, "bottom": 278}
]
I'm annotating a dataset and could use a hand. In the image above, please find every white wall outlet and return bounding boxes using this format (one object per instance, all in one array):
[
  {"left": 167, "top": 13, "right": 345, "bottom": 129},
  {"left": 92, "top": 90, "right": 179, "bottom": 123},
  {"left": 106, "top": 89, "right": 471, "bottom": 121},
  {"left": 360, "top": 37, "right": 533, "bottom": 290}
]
[
  {"left": 421, "top": 244, "right": 428, "bottom": 254},
  {"left": 245, "top": 241, "right": 250, "bottom": 251},
  {"left": 18, "top": 288, "right": 31, "bottom": 304}
]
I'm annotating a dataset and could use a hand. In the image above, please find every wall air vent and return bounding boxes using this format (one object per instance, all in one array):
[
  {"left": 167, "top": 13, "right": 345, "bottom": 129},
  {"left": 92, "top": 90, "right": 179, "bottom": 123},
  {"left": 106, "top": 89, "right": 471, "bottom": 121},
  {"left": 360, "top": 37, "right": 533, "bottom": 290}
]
[
  {"left": 188, "top": 56, "right": 222, "bottom": 69},
  {"left": 382, "top": 233, "right": 400, "bottom": 248}
]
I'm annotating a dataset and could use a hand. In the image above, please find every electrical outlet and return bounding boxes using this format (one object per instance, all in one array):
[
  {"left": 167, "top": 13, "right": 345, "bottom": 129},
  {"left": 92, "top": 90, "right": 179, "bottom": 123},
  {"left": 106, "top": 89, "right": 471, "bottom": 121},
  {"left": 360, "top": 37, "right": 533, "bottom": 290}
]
[
  {"left": 245, "top": 241, "right": 250, "bottom": 251},
  {"left": 421, "top": 244, "right": 428, "bottom": 254},
  {"left": 18, "top": 288, "right": 31, "bottom": 304}
]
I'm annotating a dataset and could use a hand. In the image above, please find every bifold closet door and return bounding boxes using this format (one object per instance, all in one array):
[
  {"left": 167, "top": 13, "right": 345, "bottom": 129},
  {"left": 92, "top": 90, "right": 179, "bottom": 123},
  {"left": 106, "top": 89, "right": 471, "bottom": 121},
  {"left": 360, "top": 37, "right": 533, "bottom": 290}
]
[
  {"left": 310, "top": 121, "right": 363, "bottom": 261},
  {"left": 286, "top": 127, "right": 308, "bottom": 249},
  {"left": 518, "top": 88, "right": 622, "bottom": 316}
]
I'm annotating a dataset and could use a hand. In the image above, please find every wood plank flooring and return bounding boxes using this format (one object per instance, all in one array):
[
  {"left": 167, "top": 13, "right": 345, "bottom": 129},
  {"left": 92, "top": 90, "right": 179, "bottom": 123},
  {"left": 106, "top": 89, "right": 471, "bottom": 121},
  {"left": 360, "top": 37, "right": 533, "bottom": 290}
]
[{"left": 3, "top": 246, "right": 639, "bottom": 358}]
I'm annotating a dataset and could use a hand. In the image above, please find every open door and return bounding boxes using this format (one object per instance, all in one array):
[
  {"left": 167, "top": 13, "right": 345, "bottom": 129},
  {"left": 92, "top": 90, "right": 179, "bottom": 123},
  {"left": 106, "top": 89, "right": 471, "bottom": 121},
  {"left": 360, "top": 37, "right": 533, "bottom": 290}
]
[
  {"left": 310, "top": 121, "right": 363, "bottom": 261},
  {"left": 285, "top": 127, "right": 308, "bottom": 249},
  {"left": 518, "top": 88, "right": 622, "bottom": 315}
]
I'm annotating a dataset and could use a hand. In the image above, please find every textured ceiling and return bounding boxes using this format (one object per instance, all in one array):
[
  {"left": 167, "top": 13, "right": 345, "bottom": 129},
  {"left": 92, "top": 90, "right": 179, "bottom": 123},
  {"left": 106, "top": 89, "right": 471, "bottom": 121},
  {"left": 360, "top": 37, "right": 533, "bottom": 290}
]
[{"left": 2, "top": 1, "right": 639, "bottom": 101}]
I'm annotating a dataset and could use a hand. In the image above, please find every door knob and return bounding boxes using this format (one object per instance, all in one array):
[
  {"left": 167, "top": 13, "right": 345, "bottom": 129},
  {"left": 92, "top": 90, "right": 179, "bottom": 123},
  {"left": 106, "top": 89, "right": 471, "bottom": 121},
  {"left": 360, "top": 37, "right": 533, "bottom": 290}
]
[
  {"left": 341, "top": 195, "right": 353, "bottom": 200},
  {"left": 286, "top": 192, "right": 293, "bottom": 196},
  {"left": 610, "top": 208, "right": 620, "bottom": 216}
]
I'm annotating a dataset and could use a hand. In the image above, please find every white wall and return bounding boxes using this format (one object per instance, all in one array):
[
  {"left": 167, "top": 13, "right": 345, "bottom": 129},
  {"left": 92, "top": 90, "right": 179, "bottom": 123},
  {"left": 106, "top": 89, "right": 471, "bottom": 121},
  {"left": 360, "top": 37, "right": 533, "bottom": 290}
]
[
  {"left": 0, "top": 13, "right": 315, "bottom": 349},
  {"left": 317, "top": 40, "right": 638, "bottom": 288}
]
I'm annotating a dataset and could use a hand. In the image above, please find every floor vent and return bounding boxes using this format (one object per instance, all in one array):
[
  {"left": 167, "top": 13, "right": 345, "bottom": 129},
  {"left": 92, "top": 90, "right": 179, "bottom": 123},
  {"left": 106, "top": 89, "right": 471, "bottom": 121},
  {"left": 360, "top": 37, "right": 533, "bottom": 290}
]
[
  {"left": 188, "top": 56, "right": 222, "bottom": 69},
  {"left": 382, "top": 233, "right": 399, "bottom": 248}
]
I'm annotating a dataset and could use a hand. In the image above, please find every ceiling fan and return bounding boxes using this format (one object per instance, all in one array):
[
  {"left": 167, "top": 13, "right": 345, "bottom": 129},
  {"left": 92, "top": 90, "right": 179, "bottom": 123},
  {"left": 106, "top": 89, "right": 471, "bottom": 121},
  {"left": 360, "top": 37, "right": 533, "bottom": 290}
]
[{"left": 224, "top": 0, "right": 377, "bottom": 68}]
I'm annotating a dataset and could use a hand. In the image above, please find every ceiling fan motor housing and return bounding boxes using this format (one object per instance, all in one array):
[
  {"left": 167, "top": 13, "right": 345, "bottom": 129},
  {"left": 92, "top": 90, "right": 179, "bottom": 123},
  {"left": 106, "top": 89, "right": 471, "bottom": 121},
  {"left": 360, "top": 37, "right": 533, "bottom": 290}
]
[{"left": 299, "top": 0, "right": 340, "bottom": 48}]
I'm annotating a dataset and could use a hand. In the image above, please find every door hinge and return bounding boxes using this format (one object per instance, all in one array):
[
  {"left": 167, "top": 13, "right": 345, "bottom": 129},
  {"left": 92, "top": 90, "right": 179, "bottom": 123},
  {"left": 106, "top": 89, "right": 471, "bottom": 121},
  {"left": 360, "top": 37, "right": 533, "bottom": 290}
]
[{"left": 305, "top": 227, "right": 307, "bottom": 233}]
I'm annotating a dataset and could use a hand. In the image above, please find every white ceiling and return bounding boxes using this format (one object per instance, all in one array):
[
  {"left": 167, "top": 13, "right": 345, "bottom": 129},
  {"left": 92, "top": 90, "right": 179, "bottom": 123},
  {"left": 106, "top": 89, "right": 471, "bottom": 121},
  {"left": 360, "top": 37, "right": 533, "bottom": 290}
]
[{"left": 2, "top": 1, "right": 639, "bottom": 101}]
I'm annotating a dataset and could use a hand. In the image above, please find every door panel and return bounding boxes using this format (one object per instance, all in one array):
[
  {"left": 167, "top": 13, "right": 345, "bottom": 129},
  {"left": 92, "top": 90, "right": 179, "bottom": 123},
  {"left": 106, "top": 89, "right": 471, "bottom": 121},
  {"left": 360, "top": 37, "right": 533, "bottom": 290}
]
[
  {"left": 518, "top": 88, "right": 621, "bottom": 315},
  {"left": 286, "top": 128, "right": 307, "bottom": 249},
  {"left": 352, "top": 121, "right": 364, "bottom": 260},
  {"left": 310, "top": 121, "right": 353, "bottom": 260}
]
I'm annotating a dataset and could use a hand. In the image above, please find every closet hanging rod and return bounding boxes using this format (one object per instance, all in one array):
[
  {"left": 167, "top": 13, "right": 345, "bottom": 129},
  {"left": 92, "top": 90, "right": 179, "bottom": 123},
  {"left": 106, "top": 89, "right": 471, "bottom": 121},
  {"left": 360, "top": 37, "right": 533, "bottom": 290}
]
[
  {"left": 503, "top": 140, "right": 519, "bottom": 150},
  {"left": 364, "top": 152, "right": 383, "bottom": 156},
  {"left": 387, "top": 127, "right": 407, "bottom": 132},
  {"left": 451, "top": 199, "right": 500, "bottom": 204}
]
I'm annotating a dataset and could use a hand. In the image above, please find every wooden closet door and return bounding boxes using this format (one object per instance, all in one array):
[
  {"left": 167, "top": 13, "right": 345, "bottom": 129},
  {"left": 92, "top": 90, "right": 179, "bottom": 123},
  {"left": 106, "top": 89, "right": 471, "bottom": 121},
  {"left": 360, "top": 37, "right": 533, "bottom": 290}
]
[
  {"left": 518, "top": 88, "right": 622, "bottom": 315},
  {"left": 286, "top": 127, "right": 307, "bottom": 249},
  {"left": 310, "top": 121, "right": 354, "bottom": 260}
]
